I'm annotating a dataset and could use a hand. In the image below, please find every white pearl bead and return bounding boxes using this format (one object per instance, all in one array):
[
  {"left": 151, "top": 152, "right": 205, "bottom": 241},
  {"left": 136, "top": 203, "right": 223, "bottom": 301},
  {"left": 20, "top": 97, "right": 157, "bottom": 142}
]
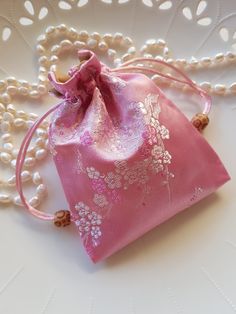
[
  {"left": 1, "top": 133, "right": 12, "bottom": 142},
  {"left": 201, "top": 57, "right": 212, "bottom": 66},
  {"left": 128, "top": 46, "right": 136, "bottom": 55},
  {"left": 146, "top": 39, "right": 156, "bottom": 47},
  {"left": 51, "top": 44, "right": 60, "bottom": 55},
  {"left": 21, "top": 170, "right": 31, "bottom": 182},
  {"left": 7, "top": 175, "right": 16, "bottom": 186},
  {"left": 27, "top": 146, "right": 35, "bottom": 155},
  {"left": 37, "top": 84, "right": 47, "bottom": 95},
  {"left": 124, "top": 36, "right": 133, "bottom": 47},
  {"left": 157, "top": 39, "right": 166, "bottom": 47},
  {"left": 225, "top": 51, "right": 236, "bottom": 61},
  {"left": 114, "top": 58, "right": 122, "bottom": 67},
  {"left": 39, "top": 56, "right": 48, "bottom": 67},
  {"left": 36, "top": 184, "right": 47, "bottom": 197},
  {"left": 25, "top": 120, "right": 34, "bottom": 129},
  {"left": 29, "top": 113, "right": 38, "bottom": 120},
  {"left": 35, "top": 148, "right": 47, "bottom": 160},
  {"left": 3, "top": 142, "right": 13, "bottom": 152},
  {"left": 215, "top": 53, "right": 224, "bottom": 63},
  {"left": 60, "top": 39, "right": 73, "bottom": 49},
  {"left": 189, "top": 57, "right": 199, "bottom": 68},
  {"left": 19, "top": 79, "right": 29, "bottom": 87},
  {"left": 0, "top": 194, "right": 12, "bottom": 204},
  {"left": 18, "top": 86, "right": 28, "bottom": 96},
  {"left": 98, "top": 41, "right": 108, "bottom": 52},
  {"left": 37, "top": 34, "right": 47, "bottom": 45},
  {"left": 46, "top": 25, "right": 55, "bottom": 35},
  {"left": 175, "top": 59, "right": 187, "bottom": 67},
  {"left": 1, "top": 121, "right": 11, "bottom": 133},
  {"left": 229, "top": 83, "right": 236, "bottom": 93},
  {"left": 163, "top": 46, "right": 169, "bottom": 57},
  {"left": 36, "top": 128, "right": 47, "bottom": 138},
  {"left": 166, "top": 58, "right": 174, "bottom": 65},
  {"left": 87, "top": 38, "right": 97, "bottom": 49},
  {"left": 121, "top": 53, "right": 131, "bottom": 62},
  {"left": 91, "top": 32, "right": 101, "bottom": 41},
  {"left": 68, "top": 27, "right": 78, "bottom": 40},
  {"left": 107, "top": 49, "right": 116, "bottom": 60},
  {"left": 114, "top": 32, "right": 123, "bottom": 44},
  {"left": 17, "top": 110, "right": 27, "bottom": 118},
  {"left": 103, "top": 33, "right": 113, "bottom": 44},
  {"left": 1, "top": 93, "right": 11, "bottom": 104},
  {"left": 11, "top": 159, "right": 16, "bottom": 169},
  {"left": 35, "top": 137, "right": 45, "bottom": 147},
  {"left": 152, "top": 74, "right": 163, "bottom": 84},
  {"left": 0, "top": 80, "right": 6, "bottom": 90},
  {"left": 36, "top": 44, "right": 45, "bottom": 54},
  {"left": 57, "top": 24, "right": 67, "bottom": 33},
  {"left": 50, "top": 55, "right": 59, "bottom": 64},
  {"left": 0, "top": 103, "right": 5, "bottom": 113},
  {"left": 79, "top": 30, "right": 89, "bottom": 41},
  {"left": 29, "top": 90, "right": 39, "bottom": 98},
  {"left": 200, "top": 81, "right": 212, "bottom": 92},
  {"left": 24, "top": 157, "right": 36, "bottom": 168},
  {"left": 41, "top": 120, "right": 49, "bottom": 129},
  {"left": 214, "top": 84, "right": 226, "bottom": 94},
  {"left": 144, "top": 53, "right": 153, "bottom": 58},
  {"left": 13, "top": 118, "right": 25, "bottom": 128},
  {"left": 12, "top": 148, "right": 19, "bottom": 158},
  {"left": 0, "top": 152, "right": 12, "bottom": 163},
  {"left": 29, "top": 196, "right": 40, "bottom": 208},
  {"left": 6, "top": 104, "right": 16, "bottom": 114},
  {"left": 74, "top": 41, "right": 86, "bottom": 49},
  {"left": 6, "top": 77, "right": 17, "bottom": 86},
  {"left": 13, "top": 195, "right": 23, "bottom": 207},
  {"left": 140, "top": 45, "right": 147, "bottom": 53},
  {"left": 32, "top": 172, "right": 42, "bottom": 185},
  {"left": 3, "top": 111, "right": 14, "bottom": 122},
  {"left": 7, "top": 86, "right": 17, "bottom": 95}
]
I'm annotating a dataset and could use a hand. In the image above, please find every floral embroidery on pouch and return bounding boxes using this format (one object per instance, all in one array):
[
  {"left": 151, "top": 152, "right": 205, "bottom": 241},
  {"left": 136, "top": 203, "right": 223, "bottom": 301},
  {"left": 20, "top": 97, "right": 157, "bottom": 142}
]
[{"left": 74, "top": 201, "right": 102, "bottom": 246}]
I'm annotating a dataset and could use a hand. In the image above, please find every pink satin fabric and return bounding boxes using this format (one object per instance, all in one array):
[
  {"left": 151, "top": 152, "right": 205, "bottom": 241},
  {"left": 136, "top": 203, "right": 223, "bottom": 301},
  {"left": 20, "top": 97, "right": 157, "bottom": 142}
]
[{"left": 48, "top": 50, "right": 230, "bottom": 262}]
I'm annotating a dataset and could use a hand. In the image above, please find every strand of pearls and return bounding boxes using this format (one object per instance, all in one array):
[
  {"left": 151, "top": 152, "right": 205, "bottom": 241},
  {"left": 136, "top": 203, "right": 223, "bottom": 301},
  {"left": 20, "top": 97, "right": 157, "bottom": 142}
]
[{"left": 1, "top": 24, "right": 236, "bottom": 208}]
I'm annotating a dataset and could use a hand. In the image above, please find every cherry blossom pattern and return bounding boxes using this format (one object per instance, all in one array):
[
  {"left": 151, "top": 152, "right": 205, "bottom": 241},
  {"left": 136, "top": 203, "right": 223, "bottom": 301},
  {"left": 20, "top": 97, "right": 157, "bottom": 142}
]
[
  {"left": 80, "top": 131, "right": 94, "bottom": 146},
  {"left": 74, "top": 201, "right": 102, "bottom": 246},
  {"left": 182, "top": 1, "right": 212, "bottom": 26},
  {"left": 93, "top": 193, "right": 108, "bottom": 207},
  {"left": 58, "top": 0, "right": 88, "bottom": 10}
]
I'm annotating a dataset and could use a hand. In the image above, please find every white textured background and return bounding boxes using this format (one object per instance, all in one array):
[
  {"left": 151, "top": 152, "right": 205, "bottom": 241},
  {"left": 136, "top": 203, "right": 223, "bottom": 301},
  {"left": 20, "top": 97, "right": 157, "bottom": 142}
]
[{"left": 0, "top": 0, "right": 236, "bottom": 313}]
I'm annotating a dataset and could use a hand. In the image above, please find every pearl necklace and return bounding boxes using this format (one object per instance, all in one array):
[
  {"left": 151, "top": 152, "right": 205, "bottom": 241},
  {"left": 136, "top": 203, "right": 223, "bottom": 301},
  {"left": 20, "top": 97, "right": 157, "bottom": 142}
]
[{"left": 0, "top": 24, "right": 235, "bottom": 207}]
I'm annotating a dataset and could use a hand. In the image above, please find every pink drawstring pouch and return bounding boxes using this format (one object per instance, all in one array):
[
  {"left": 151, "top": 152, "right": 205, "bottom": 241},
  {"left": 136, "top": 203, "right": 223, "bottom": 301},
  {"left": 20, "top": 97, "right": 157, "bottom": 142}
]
[{"left": 16, "top": 50, "right": 230, "bottom": 263}]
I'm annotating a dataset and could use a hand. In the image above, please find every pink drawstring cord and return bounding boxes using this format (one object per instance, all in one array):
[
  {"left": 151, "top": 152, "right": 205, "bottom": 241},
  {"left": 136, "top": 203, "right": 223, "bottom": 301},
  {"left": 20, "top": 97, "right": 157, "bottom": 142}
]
[
  {"left": 15, "top": 102, "right": 61, "bottom": 221},
  {"left": 15, "top": 56, "right": 212, "bottom": 223},
  {"left": 111, "top": 57, "right": 212, "bottom": 115}
]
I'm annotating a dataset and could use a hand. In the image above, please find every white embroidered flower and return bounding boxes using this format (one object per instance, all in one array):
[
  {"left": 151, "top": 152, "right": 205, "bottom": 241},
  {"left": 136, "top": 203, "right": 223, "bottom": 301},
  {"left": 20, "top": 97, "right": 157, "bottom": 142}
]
[
  {"left": 151, "top": 145, "right": 163, "bottom": 159},
  {"left": 150, "top": 159, "right": 164, "bottom": 174},
  {"left": 124, "top": 168, "right": 138, "bottom": 184},
  {"left": 105, "top": 172, "right": 122, "bottom": 189},
  {"left": 162, "top": 150, "right": 172, "bottom": 164},
  {"left": 91, "top": 226, "right": 102, "bottom": 239},
  {"left": 159, "top": 125, "right": 170, "bottom": 139},
  {"left": 75, "top": 201, "right": 90, "bottom": 217},
  {"left": 74, "top": 201, "right": 103, "bottom": 244},
  {"left": 86, "top": 167, "right": 100, "bottom": 179},
  {"left": 87, "top": 211, "right": 102, "bottom": 226},
  {"left": 93, "top": 194, "right": 108, "bottom": 208},
  {"left": 114, "top": 160, "right": 128, "bottom": 175}
]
